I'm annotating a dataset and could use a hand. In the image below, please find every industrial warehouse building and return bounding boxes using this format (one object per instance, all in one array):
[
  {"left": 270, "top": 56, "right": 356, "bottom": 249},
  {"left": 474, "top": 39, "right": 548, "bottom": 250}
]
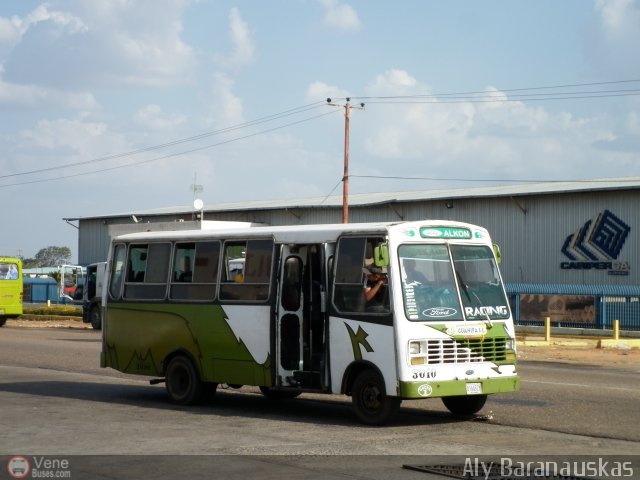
[
  {"left": 67, "top": 177, "right": 640, "bottom": 286},
  {"left": 65, "top": 177, "right": 640, "bottom": 328}
]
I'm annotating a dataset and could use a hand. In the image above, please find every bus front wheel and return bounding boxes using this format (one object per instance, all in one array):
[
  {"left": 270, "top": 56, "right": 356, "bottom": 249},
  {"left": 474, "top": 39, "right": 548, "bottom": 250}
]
[
  {"left": 0, "top": 317, "right": 6, "bottom": 327},
  {"left": 442, "top": 394, "right": 487, "bottom": 417},
  {"left": 351, "top": 369, "right": 400, "bottom": 426},
  {"left": 89, "top": 306, "right": 102, "bottom": 330},
  {"left": 165, "top": 355, "right": 203, "bottom": 405}
]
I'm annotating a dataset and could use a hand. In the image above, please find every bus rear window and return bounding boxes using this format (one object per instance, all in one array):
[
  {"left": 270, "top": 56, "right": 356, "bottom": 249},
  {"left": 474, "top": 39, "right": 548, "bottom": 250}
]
[{"left": 0, "top": 263, "right": 19, "bottom": 280}]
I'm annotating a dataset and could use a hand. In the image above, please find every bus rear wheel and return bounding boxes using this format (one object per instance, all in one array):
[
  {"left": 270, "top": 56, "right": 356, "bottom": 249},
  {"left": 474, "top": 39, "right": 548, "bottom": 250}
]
[
  {"left": 351, "top": 369, "right": 401, "bottom": 426},
  {"left": 442, "top": 394, "right": 487, "bottom": 417},
  {"left": 165, "top": 355, "right": 204, "bottom": 405}
]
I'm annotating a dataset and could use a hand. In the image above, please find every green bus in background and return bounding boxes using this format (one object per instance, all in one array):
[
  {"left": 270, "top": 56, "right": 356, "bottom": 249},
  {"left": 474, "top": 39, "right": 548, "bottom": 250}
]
[{"left": 0, "top": 256, "right": 23, "bottom": 327}]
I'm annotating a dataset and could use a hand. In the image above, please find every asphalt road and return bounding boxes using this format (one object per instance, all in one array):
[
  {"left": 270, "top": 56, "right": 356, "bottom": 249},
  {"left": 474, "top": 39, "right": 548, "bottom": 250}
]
[{"left": 1, "top": 326, "right": 638, "bottom": 479}]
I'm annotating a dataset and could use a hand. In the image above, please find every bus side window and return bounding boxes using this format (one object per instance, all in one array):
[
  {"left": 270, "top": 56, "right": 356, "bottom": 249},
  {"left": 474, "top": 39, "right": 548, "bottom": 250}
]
[
  {"left": 333, "top": 237, "right": 366, "bottom": 313},
  {"left": 109, "top": 244, "right": 127, "bottom": 299},
  {"left": 124, "top": 243, "right": 171, "bottom": 300},
  {"left": 333, "top": 236, "right": 389, "bottom": 314},
  {"left": 170, "top": 241, "right": 220, "bottom": 301},
  {"left": 220, "top": 239, "right": 273, "bottom": 302}
]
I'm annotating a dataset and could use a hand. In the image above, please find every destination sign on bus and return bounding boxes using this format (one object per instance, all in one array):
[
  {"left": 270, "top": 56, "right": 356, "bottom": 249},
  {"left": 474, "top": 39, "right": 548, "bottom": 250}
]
[{"left": 420, "top": 227, "right": 472, "bottom": 239}]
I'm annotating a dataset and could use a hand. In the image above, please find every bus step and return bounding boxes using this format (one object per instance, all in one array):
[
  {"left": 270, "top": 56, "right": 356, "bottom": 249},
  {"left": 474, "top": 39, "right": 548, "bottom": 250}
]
[
  {"left": 149, "top": 378, "right": 165, "bottom": 385},
  {"left": 293, "top": 370, "right": 321, "bottom": 388}
]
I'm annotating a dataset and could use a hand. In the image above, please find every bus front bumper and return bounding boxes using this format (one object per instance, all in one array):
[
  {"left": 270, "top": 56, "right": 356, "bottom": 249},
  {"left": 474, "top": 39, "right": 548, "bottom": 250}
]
[{"left": 399, "top": 375, "right": 520, "bottom": 399}]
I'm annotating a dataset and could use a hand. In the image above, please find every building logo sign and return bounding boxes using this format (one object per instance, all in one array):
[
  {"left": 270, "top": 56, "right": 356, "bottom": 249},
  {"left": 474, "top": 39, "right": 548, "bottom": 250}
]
[{"left": 560, "top": 209, "right": 630, "bottom": 276}]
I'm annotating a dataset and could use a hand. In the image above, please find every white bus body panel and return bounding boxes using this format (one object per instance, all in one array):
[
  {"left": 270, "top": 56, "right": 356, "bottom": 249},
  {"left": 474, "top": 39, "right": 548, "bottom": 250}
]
[{"left": 328, "top": 316, "right": 397, "bottom": 396}]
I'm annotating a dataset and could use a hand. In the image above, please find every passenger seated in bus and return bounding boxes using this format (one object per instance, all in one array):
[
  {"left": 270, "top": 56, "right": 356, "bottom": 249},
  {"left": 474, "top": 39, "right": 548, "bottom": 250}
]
[
  {"left": 177, "top": 257, "right": 193, "bottom": 282},
  {"left": 5, "top": 264, "right": 18, "bottom": 280}
]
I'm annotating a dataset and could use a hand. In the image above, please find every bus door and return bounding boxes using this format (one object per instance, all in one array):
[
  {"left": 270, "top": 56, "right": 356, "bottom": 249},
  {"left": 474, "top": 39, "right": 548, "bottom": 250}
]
[{"left": 276, "top": 244, "right": 326, "bottom": 390}]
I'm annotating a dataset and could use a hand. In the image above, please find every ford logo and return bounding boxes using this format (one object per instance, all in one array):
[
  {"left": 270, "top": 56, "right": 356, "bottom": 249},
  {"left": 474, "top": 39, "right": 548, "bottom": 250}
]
[{"left": 423, "top": 307, "right": 457, "bottom": 318}]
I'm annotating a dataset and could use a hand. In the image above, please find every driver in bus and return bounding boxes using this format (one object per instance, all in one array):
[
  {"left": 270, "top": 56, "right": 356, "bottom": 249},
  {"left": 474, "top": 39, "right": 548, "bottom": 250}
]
[{"left": 363, "top": 266, "right": 387, "bottom": 310}]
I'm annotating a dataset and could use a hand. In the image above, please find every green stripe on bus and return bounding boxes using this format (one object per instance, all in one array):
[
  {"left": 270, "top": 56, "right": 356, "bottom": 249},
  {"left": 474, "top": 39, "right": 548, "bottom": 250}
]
[{"left": 104, "top": 303, "right": 271, "bottom": 385}]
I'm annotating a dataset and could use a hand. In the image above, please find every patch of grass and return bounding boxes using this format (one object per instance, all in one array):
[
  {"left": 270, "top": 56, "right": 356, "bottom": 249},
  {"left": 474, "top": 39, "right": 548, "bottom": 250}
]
[{"left": 23, "top": 305, "right": 82, "bottom": 317}]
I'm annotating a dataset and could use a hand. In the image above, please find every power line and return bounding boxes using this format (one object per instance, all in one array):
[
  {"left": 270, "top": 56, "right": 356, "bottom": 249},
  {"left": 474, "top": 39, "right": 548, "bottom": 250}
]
[
  {"left": 0, "top": 109, "right": 340, "bottom": 188},
  {"left": 3, "top": 79, "right": 638, "bottom": 188},
  {"left": 347, "top": 78, "right": 640, "bottom": 100},
  {"left": 0, "top": 101, "right": 327, "bottom": 180},
  {"left": 365, "top": 91, "right": 640, "bottom": 104}
]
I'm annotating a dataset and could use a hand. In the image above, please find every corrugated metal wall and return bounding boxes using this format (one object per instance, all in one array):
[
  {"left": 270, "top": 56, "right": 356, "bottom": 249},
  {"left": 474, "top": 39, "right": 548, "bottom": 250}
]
[{"left": 77, "top": 189, "right": 640, "bottom": 286}]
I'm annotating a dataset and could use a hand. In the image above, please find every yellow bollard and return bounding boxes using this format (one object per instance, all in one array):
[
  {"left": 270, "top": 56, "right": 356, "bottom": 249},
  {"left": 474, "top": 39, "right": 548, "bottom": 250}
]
[
  {"left": 613, "top": 319, "right": 619, "bottom": 340},
  {"left": 47, "top": 299, "right": 51, "bottom": 307},
  {"left": 545, "top": 316, "right": 551, "bottom": 342}
]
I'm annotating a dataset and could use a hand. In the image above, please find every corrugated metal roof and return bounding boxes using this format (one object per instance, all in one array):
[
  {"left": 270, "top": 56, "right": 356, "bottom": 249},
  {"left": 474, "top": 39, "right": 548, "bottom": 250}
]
[
  {"left": 65, "top": 176, "right": 640, "bottom": 221},
  {"left": 506, "top": 283, "right": 640, "bottom": 296}
]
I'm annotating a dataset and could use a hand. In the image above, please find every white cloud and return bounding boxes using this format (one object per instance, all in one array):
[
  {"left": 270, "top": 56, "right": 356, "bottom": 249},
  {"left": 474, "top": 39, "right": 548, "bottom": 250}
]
[
  {"left": 214, "top": 8, "right": 255, "bottom": 70},
  {"left": 0, "top": 16, "right": 21, "bottom": 46},
  {"left": 209, "top": 73, "right": 244, "bottom": 128},
  {"left": 306, "top": 81, "right": 350, "bottom": 103},
  {"left": 2, "top": 1, "right": 196, "bottom": 88},
  {"left": 353, "top": 69, "right": 634, "bottom": 184},
  {"left": 134, "top": 105, "right": 187, "bottom": 131},
  {"left": 319, "top": 0, "right": 362, "bottom": 31},
  {"left": 588, "top": 0, "right": 640, "bottom": 76},
  {"left": 0, "top": 78, "right": 97, "bottom": 109},
  {"left": 365, "top": 69, "right": 425, "bottom": 96}
]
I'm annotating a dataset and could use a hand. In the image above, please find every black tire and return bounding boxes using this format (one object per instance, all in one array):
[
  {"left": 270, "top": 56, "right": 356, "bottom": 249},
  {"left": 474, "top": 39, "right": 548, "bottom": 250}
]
[
  {"left": 89, "top": 306, "right": 102, "bottom": 330},
  {"left": 201, "top": 381, "right": 218, "bottom": 403},
  {"left": 0, "top": 317, "right": 6, "bottom": 327},
  {"left": 442, "top": 394, "right": 487, "bottom": 417},
  {"left": 259, "top": 386, "right": 301, "bottom": 400},
  {"left": 351, "top": 369, "right": 401, "bottom": 426},
  {"left": 165, "top": 355, "right": 204, "bottom": 405}
]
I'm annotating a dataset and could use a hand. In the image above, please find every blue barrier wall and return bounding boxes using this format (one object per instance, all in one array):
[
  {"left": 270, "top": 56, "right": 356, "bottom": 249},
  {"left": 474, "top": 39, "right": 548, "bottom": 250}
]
[
  {"left": 23, "top": 277, "right": 59, "bottom": 303},
  {"left": 506, "top": 283, "right": 640, "bottom": 331}
]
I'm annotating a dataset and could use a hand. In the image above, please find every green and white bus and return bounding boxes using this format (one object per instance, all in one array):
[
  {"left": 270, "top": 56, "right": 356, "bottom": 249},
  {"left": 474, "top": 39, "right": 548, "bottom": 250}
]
[
  {"left": 101, "top": 220, "right": 519, "bottom": 425},
  {"left": 0, "top": 256, "right": 23, "bottom": 327}
]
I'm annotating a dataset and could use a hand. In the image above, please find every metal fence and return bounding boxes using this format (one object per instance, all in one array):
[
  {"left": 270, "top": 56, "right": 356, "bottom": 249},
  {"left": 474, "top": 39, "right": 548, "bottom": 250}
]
[{"left": 506, "top": 283, "right": 640, "bottom": 331}]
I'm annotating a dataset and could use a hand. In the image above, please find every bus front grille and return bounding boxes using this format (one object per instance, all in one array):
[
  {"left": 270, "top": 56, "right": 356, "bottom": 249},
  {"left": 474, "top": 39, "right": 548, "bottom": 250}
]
[{"left": 425, "top": 338, "right": 507, "bottom": 364}]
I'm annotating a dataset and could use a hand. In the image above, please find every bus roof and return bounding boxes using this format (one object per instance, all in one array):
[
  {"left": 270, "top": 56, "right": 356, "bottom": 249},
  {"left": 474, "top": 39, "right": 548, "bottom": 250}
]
[{"left": 112, "top": 219, "right": 489, "bottom": 244}]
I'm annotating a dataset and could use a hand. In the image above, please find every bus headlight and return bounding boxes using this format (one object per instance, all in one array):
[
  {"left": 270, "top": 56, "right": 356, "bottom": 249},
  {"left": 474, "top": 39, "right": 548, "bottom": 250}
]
[
  {"left": 408, "top": 340, "right": 427, "bottom": 365},
  {"left": 505, "top": 338, "right": 516, "bottom": 351}
]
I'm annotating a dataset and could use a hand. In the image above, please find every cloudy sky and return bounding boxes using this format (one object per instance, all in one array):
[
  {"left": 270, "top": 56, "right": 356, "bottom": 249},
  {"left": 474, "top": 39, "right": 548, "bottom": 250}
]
[{"left": 1, "top": 0, "right": 639, "bottom": 261}]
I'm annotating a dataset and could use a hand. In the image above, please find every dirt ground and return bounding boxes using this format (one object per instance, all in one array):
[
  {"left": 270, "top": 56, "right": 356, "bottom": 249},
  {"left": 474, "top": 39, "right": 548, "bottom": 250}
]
[
  {"left": 4, "top": 318, "right": 640, "bottom": 369},
  {"left": 517, "top": 341, "right": 640, "bottom": 368}
]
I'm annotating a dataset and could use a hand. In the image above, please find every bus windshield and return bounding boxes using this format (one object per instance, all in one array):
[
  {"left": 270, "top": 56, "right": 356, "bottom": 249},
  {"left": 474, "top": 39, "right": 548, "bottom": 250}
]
[
  {"left": 451, "top": 244, "right": 510, "bottom": 321},
  {"left": 399, "top": 244, "right": 509, "bottom": 321}
]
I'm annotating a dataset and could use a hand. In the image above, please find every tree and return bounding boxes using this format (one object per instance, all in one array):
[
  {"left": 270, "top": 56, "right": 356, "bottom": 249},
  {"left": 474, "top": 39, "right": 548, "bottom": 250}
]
[{"left": 26, "top": 246, "right": 72, "bottom": 267}]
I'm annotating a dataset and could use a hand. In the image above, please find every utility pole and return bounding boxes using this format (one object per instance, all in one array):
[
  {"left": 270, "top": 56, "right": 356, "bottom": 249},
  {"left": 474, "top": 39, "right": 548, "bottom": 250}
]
[{"left": 327, "top": 98, "right": 364, "bottom": 223}]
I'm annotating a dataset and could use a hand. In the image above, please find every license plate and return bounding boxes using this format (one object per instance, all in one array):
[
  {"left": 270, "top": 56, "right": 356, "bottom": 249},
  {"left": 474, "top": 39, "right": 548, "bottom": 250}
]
[{"left": 466, "top": 382, "right": 482, "bottom": 395}]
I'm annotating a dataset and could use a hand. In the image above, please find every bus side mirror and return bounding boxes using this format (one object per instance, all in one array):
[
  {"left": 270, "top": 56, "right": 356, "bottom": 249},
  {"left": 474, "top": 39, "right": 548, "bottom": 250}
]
[
  {"left": 374, "top": 243, "right": 389, "bottom": 268},
  {"left": 493, "top": 244, "right": 501, "bottom": 264}
]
